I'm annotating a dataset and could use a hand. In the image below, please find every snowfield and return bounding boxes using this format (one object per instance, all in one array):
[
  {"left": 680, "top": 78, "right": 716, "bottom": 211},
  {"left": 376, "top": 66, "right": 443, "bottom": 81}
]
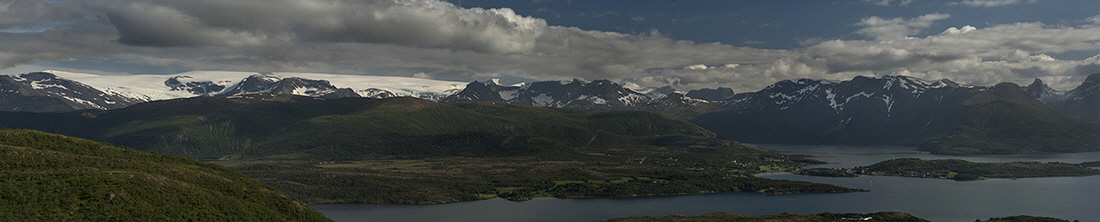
[{"left": 40, "top": 70, "right": 468, "bottom": 101}]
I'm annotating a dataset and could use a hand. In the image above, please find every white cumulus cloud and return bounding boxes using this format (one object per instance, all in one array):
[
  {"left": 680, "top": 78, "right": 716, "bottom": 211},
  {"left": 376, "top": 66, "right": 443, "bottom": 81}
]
[
  {"left": 955, "top": 0, "right": 1037, "bottom": 7},
  {"left": 856, "top": 13, "right": 951, "bottom": 41}
]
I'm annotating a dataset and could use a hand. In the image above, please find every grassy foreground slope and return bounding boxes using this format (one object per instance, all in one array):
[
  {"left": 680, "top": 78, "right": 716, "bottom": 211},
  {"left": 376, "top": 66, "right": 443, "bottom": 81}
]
[
  {"left": 0, "top": 128, "right": 331, "bottom": 221},
  {"left": 1, "top": 94, "right": 861, "bottom": 203}
]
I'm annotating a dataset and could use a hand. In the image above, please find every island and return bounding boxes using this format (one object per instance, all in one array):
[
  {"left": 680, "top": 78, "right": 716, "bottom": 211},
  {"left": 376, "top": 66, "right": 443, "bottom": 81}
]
[
  {"left": 1079, "top": 161, "right": 1100, "bottom": 168},
  {"left": 854, "top": 158, "right": 1100, "bottom": 181},
  {"left": 602, "top": 212, "right": 928, "bottom": 222},
  {"left": 795, "top": 158, "right": 1100, "bottom": 181}
]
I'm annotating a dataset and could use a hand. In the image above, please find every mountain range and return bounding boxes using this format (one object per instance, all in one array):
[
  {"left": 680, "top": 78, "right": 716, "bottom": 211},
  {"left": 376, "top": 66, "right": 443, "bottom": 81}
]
[
  {"left": 0, "top": 70, "right": 465, "bottom": 112},
  {"left": 432, "top": 74, "right": 1099, "bottom": 154},
  {"left": 1025, "top": 74, "right": 1100, "bottom": 125},
  {"left": 690, "top": 76, "right": 1100, "bottom": 154},
  {"left": 0, "top": 95, "right": 856, "bottom": 203},
  {"left": 0, "top": 93, "right": 754, "bottom": 161},
  {"left": 2, "top": 70, "right": 1098, "bottom": 154}
]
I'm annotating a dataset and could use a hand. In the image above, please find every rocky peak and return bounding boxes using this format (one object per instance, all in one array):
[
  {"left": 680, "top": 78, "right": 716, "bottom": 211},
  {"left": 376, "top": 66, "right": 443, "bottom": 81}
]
[
  {"left": 216, "top": 74, "right": 358, "bottom": 98},
  {"left": 439, "top": 81, "right": 505, "bottom": 103},
  {"left": 685, "top": 87, "right": 735, "bottom": 101},
  {"left": 18, "top": 72, "right": 59, "bottom": 81},
  {"left": 1080, "top": 73, "right": 1100, "bottom": 90},
  {"left": 165, "top": 76, "right": 227, "bottom": 95}
]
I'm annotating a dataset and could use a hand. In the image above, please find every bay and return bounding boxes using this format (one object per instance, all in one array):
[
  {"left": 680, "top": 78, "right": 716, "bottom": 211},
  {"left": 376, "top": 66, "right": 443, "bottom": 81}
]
[{"left": 311, "top": 145, "right": 1100, "bottom": 222}]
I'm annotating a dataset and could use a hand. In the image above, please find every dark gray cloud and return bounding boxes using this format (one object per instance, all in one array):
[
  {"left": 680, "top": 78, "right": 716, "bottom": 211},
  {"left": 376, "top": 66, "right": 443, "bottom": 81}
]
[
  {"left": 0, "top": 0, "right": 88, "bottom": 28},
  {"left": 94, "top": 0, "right": 546, "bottom": 53}
]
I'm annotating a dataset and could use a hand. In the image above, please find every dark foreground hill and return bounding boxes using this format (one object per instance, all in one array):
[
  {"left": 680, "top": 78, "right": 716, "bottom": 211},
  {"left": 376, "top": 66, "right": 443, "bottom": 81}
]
[
  {"left": 0, "top": 94, "right": 860, "bottom": 203},
  {"left": 0, "top": 128, "right": 331, "bottom": 221}
]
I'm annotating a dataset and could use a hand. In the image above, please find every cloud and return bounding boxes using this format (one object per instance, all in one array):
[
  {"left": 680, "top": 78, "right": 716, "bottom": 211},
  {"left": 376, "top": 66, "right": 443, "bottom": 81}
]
[
  {"left": 807, "top": 19, "right": 1100, "bottom": 89},
  {"left": 0, "top": 0, "right": 87, "bottom": 29},
  {"left": 684, "top": 64, "right": 709, "bottom": 70},
  {"left": 99, "top": 2, "right": 275, "bottom": 47},
  {"left": 855, "top": 13, "right": 951, "bottom": 41},
  {"left": 92, "top": 0, "right": 547, "bottom": 54},
  {"left": 954, "top": 0, "right": 1037, "bottom": 7},
  {"left": 940, "top": 25, "right": 977, "bottom": 35},
  {"left": 863, "top": 0, "right": 912, "bottom": 6},
  {"left": 2, "top": 0, "right": 1100, "bottom": 93}
]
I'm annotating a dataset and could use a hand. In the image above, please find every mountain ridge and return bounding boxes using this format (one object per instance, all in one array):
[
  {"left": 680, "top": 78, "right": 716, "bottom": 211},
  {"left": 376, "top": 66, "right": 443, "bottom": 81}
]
[{"left": 0, "top": 95, "right": 861, "bottom": 203}]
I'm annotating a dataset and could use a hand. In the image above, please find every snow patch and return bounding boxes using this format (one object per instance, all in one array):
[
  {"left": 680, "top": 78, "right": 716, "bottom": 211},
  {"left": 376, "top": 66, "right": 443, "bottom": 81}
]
[
  {"left": 499, "top": 89, "right": 519, "bottom": 101},
  {"left": 531, "top": 93, "right": 554, "bottom": 107},
  {"left": 617, "top": 93, "right": 649, "bottom": 106}
]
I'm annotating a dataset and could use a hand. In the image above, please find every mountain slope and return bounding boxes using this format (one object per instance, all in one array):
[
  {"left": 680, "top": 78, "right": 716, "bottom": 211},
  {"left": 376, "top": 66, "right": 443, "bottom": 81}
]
[
  {"left": 0, "top": 72, "right": 145, "bottom": 112},
  {"left": 0, "top": 70, "right": 466, "bottom": 112},
  {"left": 693, "top": 76, "right": 968, "bottom": 144},
  {"left": 214, "top": 75, "right": 359, "bottom": 98},
  {"left": 921, "top": 83, "right": 1100, "bottom": 154},
  {"left": 2, "top": 94, "right": 714, "bottom": 160},
  {"left": 1034, "top": 73, "right": 1100, "bottom": 124},
  {"left": 691, "top": 76, "right": 1100, "bottom": 154},
  {"left": 0, "top": 127, "right": 330, "bottom": 221},
  {"left": 0, "top": 95, "right": 859, "bottom": 203},
  {"left": 440, "top": 79, "right": 653, "bottom": 112}
]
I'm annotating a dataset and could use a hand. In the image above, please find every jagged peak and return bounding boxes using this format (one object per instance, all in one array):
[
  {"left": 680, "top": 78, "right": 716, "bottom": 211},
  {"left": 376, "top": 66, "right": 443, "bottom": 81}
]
[
  {"left": 1029, "top": 78, "right": 1045, "bottom": 87},
  {"left": 244, "top": 74, "right": 282, "bottom": 82},
  {"left": 938, "top": 79, "right": 960, "bottom": 87},
  {"left": 1083, "top": 73, "right": 1100, "bottom": 87},
  {"left": 18, "top": 72, "right": 60, "bottom": 81}
]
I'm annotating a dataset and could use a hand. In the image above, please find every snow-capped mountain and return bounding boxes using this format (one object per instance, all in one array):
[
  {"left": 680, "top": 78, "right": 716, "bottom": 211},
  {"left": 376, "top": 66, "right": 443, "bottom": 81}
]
[
  {"left": 689, "top": 75, "right": 1099, "bottom": 154},
  {"left": 1, "top": 70, "right": 467, "bottom": 112},
  {"left": 164, "top": 75, "right": 230, "bottom": 95},
  {"left": 1032, "top": 73, "right": 1100, "bottom": 124},
  {"left": 1023, "top": 78, "right": 1065, "bottom": 105},
  {"left": 439, "top": 79, "right": 654, "bottom": 111},
  {"left": 1, "top": 72, "right": 146, "bottom": 112},
  {"left": 214, "top": 75, "right": 360, "bottom": 98},
  {"left": 693, "top": 76, "right": 988, "bottom": 144}
]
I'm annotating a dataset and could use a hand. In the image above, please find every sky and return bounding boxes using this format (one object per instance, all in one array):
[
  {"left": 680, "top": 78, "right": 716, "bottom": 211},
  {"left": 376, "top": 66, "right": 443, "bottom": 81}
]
[{"left": 2, "top": 0, "right": 1100, "bottom": 92}]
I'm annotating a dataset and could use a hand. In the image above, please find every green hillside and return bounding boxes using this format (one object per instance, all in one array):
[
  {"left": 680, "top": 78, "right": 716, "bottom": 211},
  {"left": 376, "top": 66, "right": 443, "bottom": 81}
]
[
  {"left": 0, "top": 94, "right": 861, "bottom": 203},
  {"left": 920, "top": 83, "right": 1100, "bottom": 154},
  {"left": 0, "top": 127, "right": 331, "bottom": 221}
]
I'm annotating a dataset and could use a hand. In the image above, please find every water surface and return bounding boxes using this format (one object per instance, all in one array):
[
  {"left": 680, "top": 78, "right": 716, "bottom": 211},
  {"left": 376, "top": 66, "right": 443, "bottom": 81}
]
[{"left": 312, "top": 145, "right": 1100, "bottom": 221}]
